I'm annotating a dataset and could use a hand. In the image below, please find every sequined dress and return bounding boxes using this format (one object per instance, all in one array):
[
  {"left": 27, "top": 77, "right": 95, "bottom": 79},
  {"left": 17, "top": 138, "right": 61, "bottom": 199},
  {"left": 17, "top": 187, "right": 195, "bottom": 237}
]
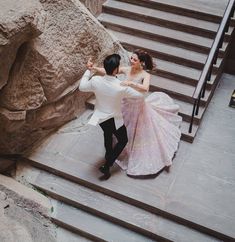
[{"left": 115, "top": 77, "right": 182, "bottom": 176}]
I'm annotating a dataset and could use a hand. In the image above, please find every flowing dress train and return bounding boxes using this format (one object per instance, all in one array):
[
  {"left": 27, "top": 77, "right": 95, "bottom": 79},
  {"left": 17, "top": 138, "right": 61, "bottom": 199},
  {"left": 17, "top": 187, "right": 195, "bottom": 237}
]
[{"left": 115, "top": 91, "right": 182, "bottom": 176}]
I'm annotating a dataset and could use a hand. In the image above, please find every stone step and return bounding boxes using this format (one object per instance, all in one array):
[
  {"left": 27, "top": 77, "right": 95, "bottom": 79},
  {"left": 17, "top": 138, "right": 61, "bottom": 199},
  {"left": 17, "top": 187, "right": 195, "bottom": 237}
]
[
  {"left": 56, "top": 226, "right": 93, "bottom": 242},
  {"left": 181, "top": 119, "right": 198, "bottom": 142},
  {"left": 104, "top": 1, "right": 235, "bottom": 40},
  {"left": 109, "top": 30, "right": 223, "bottom": 70},
  {"left": 117, "top": 0, "right": 229, "bottom": 22},
  {"left": 99, "top": 13, "right": 229, "bottom": 55},
  {"left": 123, "top": 52, "right": 217, "bottom": 88},
  {"left": 32, "top": 171, "right": 221, "bottom": 242},
  {"left": 153, "top": 58, "right": 216, "bottom": 88},
  {"left": 50, "top": 199, "right": 156, "bottom": 242},
  {"left": 175, "top": 99, "right": 204, "bottom": 125},
  {"left": 22, "top": 152, "right": 234, "bottom": 241},
  {"left": 103, "top": 0, "right": 220, "bottom": 38},
  {"left": 149, "top": 75, "right": 210, "bottom": 105}
]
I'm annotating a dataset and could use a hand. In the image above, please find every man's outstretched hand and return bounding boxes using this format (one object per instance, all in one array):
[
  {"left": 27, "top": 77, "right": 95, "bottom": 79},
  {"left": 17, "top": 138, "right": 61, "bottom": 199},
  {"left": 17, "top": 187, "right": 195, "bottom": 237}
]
[{"left": 86, "top": 58, "right": 94, "bottom": 70}]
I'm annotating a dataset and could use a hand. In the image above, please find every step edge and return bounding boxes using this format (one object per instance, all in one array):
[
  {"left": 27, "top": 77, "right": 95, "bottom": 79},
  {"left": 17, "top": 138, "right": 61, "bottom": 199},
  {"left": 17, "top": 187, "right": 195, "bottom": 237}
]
[
  {"left": 22, "top": 156, "right": 234, "bottom": 241},
  {"left": 34, "top": 183, "right": 170, "bottom": 241}
]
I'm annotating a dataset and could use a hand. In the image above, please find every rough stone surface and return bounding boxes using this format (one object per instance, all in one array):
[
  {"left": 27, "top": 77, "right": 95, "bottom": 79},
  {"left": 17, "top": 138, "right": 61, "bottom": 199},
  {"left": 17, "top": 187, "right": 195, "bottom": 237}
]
[
  {"left": 0, "top": 174, "right": 55, "bottom": 242},
  {"left": 0, "top": 0, "right": 127, "bottom": 154},
  {"left": 0, "top": 0, "right": 45, "bottom": 90}
]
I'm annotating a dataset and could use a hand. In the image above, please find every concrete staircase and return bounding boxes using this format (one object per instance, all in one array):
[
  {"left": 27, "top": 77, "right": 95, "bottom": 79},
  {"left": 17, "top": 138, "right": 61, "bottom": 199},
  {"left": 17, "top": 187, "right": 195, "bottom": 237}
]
[
  {"left": 21, "top": 152, "right": 230, "bottom": 242},
  {"left": 86, "top": 0, "right": 235, "bottom": 142},
  {"left": 17, "top": 105, "right": 235, "bottom": 241}
]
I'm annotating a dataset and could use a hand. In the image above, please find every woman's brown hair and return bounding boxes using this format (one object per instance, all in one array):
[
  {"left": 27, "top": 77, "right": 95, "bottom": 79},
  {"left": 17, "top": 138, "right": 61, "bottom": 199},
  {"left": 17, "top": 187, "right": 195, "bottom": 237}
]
[{"left": 134, "top": 49, "right": 154, "bottom": 70}]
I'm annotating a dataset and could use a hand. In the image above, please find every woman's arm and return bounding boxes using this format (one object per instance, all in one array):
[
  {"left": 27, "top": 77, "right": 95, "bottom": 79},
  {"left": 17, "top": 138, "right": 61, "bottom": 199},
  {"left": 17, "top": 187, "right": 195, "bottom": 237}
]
[{"left": 121, "top": 73, "right": 150, "bottom": 92}]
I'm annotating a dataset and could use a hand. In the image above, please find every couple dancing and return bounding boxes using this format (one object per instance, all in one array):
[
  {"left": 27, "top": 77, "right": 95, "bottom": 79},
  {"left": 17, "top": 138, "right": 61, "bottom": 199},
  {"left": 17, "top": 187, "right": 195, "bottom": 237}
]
[{"left": 79, "top": 50, "right": 182, "bottom": 180}]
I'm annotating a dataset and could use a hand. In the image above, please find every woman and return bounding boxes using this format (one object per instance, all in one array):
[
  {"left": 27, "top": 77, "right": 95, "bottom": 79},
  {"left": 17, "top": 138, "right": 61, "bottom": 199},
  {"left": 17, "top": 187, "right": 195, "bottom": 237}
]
[{"left": 88, "top": 50, "right": 182, "bottom": 176}]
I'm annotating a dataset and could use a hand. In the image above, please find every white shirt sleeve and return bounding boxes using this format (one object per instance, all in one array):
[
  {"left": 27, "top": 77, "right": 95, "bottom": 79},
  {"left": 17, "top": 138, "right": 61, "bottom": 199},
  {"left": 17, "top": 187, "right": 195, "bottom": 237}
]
[
  {"left": 79, "top": 70, "right": 94, "bottom": 92},
  {"left": 124, "top": 86, "right": 143, "bottom": 98}
]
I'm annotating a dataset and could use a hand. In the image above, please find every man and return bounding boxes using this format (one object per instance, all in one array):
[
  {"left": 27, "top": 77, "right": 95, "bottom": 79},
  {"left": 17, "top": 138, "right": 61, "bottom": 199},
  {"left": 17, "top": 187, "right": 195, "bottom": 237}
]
[{"left": 79, "top": 54, "right": 142, "bottom": 180}]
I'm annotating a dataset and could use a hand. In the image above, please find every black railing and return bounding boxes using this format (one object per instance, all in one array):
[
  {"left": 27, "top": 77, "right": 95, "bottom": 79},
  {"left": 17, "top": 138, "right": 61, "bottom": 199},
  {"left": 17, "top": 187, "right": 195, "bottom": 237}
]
[{"left": 189, "top": 0, "right": 235, "bottom": 133}]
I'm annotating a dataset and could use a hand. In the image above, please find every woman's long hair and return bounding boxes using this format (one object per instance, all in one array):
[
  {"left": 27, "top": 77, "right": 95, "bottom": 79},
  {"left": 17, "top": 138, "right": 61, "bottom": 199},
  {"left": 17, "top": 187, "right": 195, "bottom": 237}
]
[{"left": 134, "top": 49, "right": 155, "bottom": 70}]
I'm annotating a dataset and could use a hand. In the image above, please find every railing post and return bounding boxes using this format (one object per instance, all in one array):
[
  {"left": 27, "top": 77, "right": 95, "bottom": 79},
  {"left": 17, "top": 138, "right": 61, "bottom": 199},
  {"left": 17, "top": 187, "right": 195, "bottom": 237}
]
[
  {"left": 213, "top": 49, "right": 219, "bottom": 65},
  {"left": 189, "top": 99, "right": 198, "bottom": 133},
  {"left": 219, "top": 34, "right": 225, "bottom": 48},
  {"left": 201, "top": 76, "right": 208, "bottom": 99},
  {"left": 195, "top": 89, "right": 202, "bottom": 116}
]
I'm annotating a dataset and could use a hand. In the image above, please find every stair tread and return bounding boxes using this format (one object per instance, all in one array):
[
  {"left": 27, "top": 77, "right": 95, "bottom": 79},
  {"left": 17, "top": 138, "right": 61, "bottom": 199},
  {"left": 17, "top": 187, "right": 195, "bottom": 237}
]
[
  {"left": 25, "top": 150, "right": 233, "bottom": 239},
  {"left": 121, "top": 0, "right": 228, "bottom": 17},
  {"left": 125, "top": 52, "right": 217, "bottom": 86},
  {"left": 156, "top": 59, "right": 217, "bottom": 85},
  {"left": 125, "top": 51, "right": 206, "bottom": 83},
  {"left": 155, "top": 58, "right": 202, "bottom": 81},
  {"left": 34, "top": 171, "right": 219, "bottom": 242},
  {"left": 104, "top": 0, "right": 219, "bottom": 32},
  {"left": 110, "top": 30, "right": 208, "bottom": 64},
  {"left": 99, "top": 13, "right": 214, "bottom": 48},
  {"left": 175, "top": 99, "right": 204, "bottom": 119},
  {"left": 52, "top": 199, "right": 154, "bottom": 242},
  {"left": 181, "top": 119, "right": 198, "bottom": 139},
  {"left": 150, "top": 75, "right": 210, "bottom": 101}
]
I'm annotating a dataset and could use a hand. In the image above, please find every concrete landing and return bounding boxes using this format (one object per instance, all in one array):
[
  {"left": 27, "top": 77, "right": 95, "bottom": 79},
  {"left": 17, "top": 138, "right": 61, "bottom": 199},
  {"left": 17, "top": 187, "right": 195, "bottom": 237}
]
[{"left": 25, "top": 73, "right": 235, "bottom": 239}]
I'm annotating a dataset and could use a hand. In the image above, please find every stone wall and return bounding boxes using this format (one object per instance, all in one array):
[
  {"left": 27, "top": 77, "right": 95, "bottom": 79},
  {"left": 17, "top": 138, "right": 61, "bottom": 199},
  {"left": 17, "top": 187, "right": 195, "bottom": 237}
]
[{"left": 0, "top": 0, "right": 127, "bottom": 154}]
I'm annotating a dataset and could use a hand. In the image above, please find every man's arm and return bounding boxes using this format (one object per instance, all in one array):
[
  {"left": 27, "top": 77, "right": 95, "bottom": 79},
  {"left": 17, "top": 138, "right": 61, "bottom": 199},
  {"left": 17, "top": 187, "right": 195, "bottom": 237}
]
[
  {"left": 79, "top": 70, "right": 94, "bottom": 92},
  {"left": 124, "top": 86, "right": 143, "bottom": 98}
]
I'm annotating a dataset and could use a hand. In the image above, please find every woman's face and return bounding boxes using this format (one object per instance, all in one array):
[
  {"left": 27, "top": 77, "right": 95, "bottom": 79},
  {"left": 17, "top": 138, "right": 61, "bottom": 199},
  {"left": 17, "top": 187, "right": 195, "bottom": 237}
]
[{"left": 130, "top": 53, "right": 141, "bottom": 68}]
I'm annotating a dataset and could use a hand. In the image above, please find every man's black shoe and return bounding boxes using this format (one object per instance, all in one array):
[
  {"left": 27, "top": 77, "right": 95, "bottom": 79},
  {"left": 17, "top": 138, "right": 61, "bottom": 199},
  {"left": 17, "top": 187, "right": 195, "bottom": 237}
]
[
  {"left": 99, "top": 172, "right": 111, "bottom": 181},
  {"left": 99, "top": 164, "right": 111, "bottom": 181},
  {"left": 99, "top": 164, "right": 109, "bottom": 174}
]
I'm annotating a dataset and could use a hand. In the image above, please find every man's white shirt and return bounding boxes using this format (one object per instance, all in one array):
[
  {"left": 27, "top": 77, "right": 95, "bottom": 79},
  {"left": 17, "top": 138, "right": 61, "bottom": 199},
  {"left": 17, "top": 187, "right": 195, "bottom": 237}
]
[{"left": 79, "top": 70, "right": 142, "bottom": 129}]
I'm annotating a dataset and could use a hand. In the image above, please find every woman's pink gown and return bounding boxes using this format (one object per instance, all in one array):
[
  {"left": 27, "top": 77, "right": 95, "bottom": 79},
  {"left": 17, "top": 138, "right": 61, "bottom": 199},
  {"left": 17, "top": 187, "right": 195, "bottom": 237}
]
[{"left": 115, "top": 86, "right": 182, "bottom": 176}]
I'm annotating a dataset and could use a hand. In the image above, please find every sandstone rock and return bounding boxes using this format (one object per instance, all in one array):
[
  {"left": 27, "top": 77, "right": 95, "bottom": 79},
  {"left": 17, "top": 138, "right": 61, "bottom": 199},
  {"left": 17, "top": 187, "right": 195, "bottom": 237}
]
[
  {"left": 0, "top": 0, "right": 127, "bottom": 154},
  {"left": 0, "top": 0, "right": 45, "bottom": 90}
]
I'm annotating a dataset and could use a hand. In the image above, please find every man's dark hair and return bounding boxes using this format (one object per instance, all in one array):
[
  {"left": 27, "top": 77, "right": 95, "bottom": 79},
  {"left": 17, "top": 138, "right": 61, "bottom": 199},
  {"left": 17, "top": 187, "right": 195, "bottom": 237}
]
[{"left": 103, "top": 54, "right": 121, "bottom": 75}]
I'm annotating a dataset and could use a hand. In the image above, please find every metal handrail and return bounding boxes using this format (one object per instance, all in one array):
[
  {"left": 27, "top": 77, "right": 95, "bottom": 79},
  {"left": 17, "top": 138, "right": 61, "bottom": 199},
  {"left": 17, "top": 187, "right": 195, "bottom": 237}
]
[{"left": 189, "top": 0, "right": 235, "bottom": 133}]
